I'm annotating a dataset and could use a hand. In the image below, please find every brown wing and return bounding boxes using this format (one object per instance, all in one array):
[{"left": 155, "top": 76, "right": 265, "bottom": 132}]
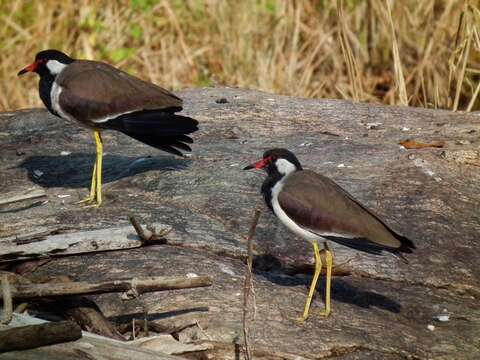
[
  {"left": 278, "top": 170, "right": 403, "bottom": 249},
  {"left": 57, "top": 60, "right": 182, "bottom": 123}
]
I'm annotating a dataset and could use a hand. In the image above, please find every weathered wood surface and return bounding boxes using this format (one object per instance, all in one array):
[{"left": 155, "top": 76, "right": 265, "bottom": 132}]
[
  {"left": 0, "top": 314, "right": 185, "bottom": 360},
  {"left": 0, "top": 320, "right": 82, "bottom": 352},
  {"left": 0, "top": 223, "right": 171, "bottom": 262},
  {"left": 0, "top": 188, "right": 46, "bottom": 206},
  {"left": 0, "top": 276, "right": 212, "bottom": 299},
  {"left": 1, "top": 87, "right": 480, "bottom": 358}
]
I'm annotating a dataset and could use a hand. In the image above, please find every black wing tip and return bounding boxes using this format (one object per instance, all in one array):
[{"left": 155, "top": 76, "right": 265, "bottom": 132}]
[
  {"left": 159, "top": 144, "right": 185, "bottom": 157},
  {"left": 396, "top": 235, "right": 416, "bottom": 253},
  {"left": 177, "top": 135, "right": 194, "bottom": 144},
  {"left": 389, "top": 234, "right": 415, "bottom": 264}
]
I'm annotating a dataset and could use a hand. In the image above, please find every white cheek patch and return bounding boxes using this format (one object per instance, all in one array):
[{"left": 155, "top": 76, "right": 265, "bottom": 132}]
[
  {"left": 46, "top": 60, "right": 67, "bottom": 75},
  {"left": 275, "top": 158, "right": 296, "bottom": 176}
]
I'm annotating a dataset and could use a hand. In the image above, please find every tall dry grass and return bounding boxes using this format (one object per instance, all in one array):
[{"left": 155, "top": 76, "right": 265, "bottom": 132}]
[{"left": 0, "top": 0, "right": 478, "bottom": 111}]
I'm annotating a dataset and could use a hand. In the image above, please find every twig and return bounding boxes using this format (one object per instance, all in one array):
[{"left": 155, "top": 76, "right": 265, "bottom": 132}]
[
  {"left": 1, "top": 275, "right": 12, "bottom": 324},
  {"left": 128, "top": 215, "right": 171, "bottom": 244},
  {"left": 129, "top": 215, "right": 153, "bottom": 242},
  {"left": 1, "top": 275, "right": 212, "bottom": 300},
  {"left": 243, "top": 207, "right": 261, "bottom": 360},
  {"left": 0, "top": 188, "right": 46, "bottom": 206},
  {"left": 14, "top": 302, "right": 28, "bottom": 314},
  {"left": 143, "top": 310, "right": 149, "bottom": 337}
]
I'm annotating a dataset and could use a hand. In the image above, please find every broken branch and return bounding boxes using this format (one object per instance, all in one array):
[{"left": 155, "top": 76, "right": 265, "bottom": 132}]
[
  {"left": 128, "top": 215, "right": 171, "bottom": 244},
  {"left": 0, "top": 321, "right": 82, "bottom": 353},
  {"left": 243, "top": 207, "right": 261, "bottom": 360},
  {"left": 1, "top": 276, "right": 212, "bottom": 300},
  {"left": 1, "top": 275, "right": 12, "bottom": 325}
]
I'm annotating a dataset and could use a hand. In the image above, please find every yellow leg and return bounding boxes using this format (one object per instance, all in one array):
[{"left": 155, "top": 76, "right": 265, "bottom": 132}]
[
  {"left": 77, "top": 130, "right": 102, "bottom": 207},
  {"left": 318, "top": 242, "right": 333, "bottom": 317},
  {"left": 93, "top": 131, "right": 103, "bottom": 207},
  {"left": 298, "top": 241, "right": 322, "bottom": 324},
  {"left": 78, "top": 161, "right": 97, "bottom": 204}
]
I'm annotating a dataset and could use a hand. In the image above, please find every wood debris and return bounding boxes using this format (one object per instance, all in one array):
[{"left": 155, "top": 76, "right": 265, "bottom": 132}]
[
  {"left": 0, "top": 188, "right": 46, "bottom": 207},
  {"left": 0, "top": 321, "right": 82, "bottom": 353},
  {"left": 0, "top": 275, "right": 212, "bottom": 300},
  {"left": 399, "top": 139, "right": 445, "bottom": 149}
]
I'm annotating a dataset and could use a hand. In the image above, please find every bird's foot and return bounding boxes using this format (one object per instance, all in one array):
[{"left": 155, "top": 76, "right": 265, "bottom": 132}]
[
  {"left": 77, "top": 195, "right": 102, "bottom": 208},
  {"left": 77, "top": 196, "right": 95, "bottom": 205},
  {"left": 295, "top": 315, "right": 308, "bottom": 326},
  {"left": 284, "top": 313, "right": 308, "bottom": 326},
  {"left": 317, "top": 308, "right": 331, "bottom": 317}
]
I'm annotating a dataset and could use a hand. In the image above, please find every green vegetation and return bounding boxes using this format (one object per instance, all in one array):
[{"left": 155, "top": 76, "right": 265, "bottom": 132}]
[{"left": 0, "top": 0, "right": 478, "bottom": 111}]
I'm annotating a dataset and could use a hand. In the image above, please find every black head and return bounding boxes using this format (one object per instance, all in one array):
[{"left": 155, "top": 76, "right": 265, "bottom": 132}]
[
  {"left": 243, "top": 148, "right": 302, "bottom": 176},
  {"left": 18, "top": 49, "right": 74, "bottom": 77}
]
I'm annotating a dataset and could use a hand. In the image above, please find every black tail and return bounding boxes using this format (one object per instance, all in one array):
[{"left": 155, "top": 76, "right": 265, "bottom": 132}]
[
  {"left": 103, "top": 110, "right": 199, "bottom": 156},
  {"left": 395, "top": 233, "right": 415, "bottom": 253},
  {"left": 388, "top": 232, "right": 415, "bottom": 263},
  {"left": 386, "top": 226, "right": 416, "bottom": 253}
]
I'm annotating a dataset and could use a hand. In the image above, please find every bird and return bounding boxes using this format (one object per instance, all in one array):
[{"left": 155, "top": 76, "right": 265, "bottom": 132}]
[
  {"left": 18, "top": 49, "right": 198, "bottom": 207},
  {"left": 244, "top": 148, "right": 415, "bottom": 323}
]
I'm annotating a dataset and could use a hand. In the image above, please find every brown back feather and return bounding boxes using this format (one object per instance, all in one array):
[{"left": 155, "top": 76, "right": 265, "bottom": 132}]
[
  {"left": 278, "top": 170, "right": 403, "bottom": 249},
  {"left": 57, "top": 60, "right": 182, "bottom": 122}
]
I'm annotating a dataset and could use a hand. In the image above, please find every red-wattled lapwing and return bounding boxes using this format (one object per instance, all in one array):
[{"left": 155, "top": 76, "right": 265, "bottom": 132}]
[
  {"left": 18, "top": 49, "right": 198, "bottom": 207},
  {"left": 244, "top": 148, "right": 415, "bottom": 323}
]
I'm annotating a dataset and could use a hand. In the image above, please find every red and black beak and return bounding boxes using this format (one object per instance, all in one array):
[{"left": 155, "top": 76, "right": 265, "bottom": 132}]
[
  {"left": 243, "top": 156, "right": 272, "bottom": 170},
  {"left": 18, "top": 60, "right": 42, "bottom": 76}
]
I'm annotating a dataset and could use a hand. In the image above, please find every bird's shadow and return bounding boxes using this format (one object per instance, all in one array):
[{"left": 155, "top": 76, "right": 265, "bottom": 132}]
[
  {"left": 18, "top": 153, "right": 191, "bottom": 189},
  {"left": 252, "top": 254, "right": 401, "bottom": 313}
]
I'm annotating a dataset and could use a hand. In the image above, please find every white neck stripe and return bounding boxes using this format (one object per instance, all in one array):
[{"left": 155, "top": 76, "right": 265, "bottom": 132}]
[
  {"left": 275, "top": 158, "right": 296, "bottom": 176},
  {"left": 46, "top": 60, "right": 67, "bottom": 75}
]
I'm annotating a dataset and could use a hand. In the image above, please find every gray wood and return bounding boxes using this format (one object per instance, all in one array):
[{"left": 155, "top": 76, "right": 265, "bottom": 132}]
[
  {"left": 0, "top": 276, "right": 212, "bottom": 299},
  {"left": 1, "top": 88, "right": 479, "bottom": 358},
  {"left": 0, "top": 337, "right": 186, "bottom": 360},
  {"left": 0, "top": 223, "right": 171, "bottom": 262},
  {"left": 0, "top": 188, "right": 46, "bottom": 206},
  {"left": 0, "top": 314, "right": 184, "bottom": 360},
  {"left": 0, "top": 321, "right": 82, "bottom": 352}
]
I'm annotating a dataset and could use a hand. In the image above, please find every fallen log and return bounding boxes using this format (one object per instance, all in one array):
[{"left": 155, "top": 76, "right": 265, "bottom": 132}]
[
  {"left": 0, "top": 313, "right": 187, "bottom": 359},
  {"left": 0, "top": 223, "right": 171, "bottom": 262},
  {"left": 40, "top": 275, "right": 124, "bottom": 340},
  {"left": 57, "top": 296, "right": 125, "bottom": 340},
  {"left": 0, "top": 320, "right": 82, "bottom": 353},
  {"left": 0, "top": 276, "right": 212, "bottom": 300},
  {"left": 1, "top": 275, "right": 12, "bottom": 324}
]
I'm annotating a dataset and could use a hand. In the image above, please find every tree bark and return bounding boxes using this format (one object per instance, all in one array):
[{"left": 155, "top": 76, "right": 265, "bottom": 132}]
[
  {"left": 0, "top": 321, "right": 82, "bottom": 353},
  {"left": 1, "top": 276, "right": 212, "bottom": 300}
]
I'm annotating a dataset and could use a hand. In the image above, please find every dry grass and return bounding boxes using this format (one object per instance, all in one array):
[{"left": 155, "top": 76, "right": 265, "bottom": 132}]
[{"left": 0, "top": 0, "right": 479, "bottom": 111}]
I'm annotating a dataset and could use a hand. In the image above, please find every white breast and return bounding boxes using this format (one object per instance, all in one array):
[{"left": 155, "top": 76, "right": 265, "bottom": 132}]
[
  {"left": 50, "top": 83, "right": 73, "bottom": 121},
  {"left": 271, "top": 175, "right": 355, "bottom": 243},
  {"left": 271, "top": 177, "right": 323, "bottom": 243}
]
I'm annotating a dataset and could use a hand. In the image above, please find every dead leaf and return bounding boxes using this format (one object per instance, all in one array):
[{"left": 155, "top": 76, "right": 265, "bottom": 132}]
[{"left": 400, "top": 139, "right": 445, "bottom": 149}]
